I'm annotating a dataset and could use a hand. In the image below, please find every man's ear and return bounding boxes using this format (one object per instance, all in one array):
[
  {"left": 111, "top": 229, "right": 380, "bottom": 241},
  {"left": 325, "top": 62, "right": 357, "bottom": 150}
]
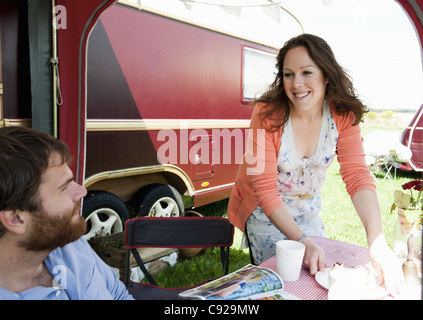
[{"left": 0, "top": 210, "right": 27, "bottom": 234}]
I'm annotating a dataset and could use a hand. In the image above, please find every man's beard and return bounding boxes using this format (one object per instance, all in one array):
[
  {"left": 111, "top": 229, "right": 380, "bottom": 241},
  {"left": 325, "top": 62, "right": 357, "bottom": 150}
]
[{"left": 19, "top": 203, "right": 86, "bottom": 252}]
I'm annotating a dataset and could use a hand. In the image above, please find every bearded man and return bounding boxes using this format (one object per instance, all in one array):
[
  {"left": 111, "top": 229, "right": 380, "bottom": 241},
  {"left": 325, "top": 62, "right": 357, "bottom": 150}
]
[{"left": 0, "top": 127, "right": 133, "bottom": 300}]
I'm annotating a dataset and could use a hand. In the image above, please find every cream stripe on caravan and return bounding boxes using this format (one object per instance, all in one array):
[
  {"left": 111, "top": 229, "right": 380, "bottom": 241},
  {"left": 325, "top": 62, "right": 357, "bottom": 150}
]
[{"left": 86, "top": 119, "right": 250, "bottom": 131}]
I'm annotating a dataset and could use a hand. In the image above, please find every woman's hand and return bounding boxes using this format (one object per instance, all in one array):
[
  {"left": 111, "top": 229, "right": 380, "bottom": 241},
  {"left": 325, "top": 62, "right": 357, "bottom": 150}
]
[
  {"left": 268, "top": 207, "right": 326, "bottom": 275},
  {"left": 351, "top": 191, "right": 403, "bottom": 296},
  {"left": 369, "top": 235, "right": 403, "bottom": 296},
  {"left": 302, "top": 237, "right": 326, "bottom": 275}
]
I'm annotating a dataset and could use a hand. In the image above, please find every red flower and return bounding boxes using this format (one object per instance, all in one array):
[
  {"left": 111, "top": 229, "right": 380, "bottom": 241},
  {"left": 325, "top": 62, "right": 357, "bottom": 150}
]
[
  {"left": 400, "top": 179, "right": 423, "bottom": 210},
  {"left": 402, "top": 180, "right": 421, "bottom": 190}
]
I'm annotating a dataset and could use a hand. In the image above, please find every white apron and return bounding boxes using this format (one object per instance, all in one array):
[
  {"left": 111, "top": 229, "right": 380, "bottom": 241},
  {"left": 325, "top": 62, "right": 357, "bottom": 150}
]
[{"left": 245, "top": 102, "right": 339, "bottom": 263}]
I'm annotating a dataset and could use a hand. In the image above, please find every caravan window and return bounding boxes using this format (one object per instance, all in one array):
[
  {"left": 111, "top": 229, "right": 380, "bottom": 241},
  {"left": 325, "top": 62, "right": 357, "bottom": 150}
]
[{"left": 242, "top": 46, "right": 277, "bottom": 102}]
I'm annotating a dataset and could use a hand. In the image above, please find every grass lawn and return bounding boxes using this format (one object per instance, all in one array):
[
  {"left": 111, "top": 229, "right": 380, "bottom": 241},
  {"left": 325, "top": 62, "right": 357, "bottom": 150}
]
[
  {"left": 320, "top": 156, "right": 417, "bottom": 246},
  {"left": 146, "top": 112, "right": 421, "bottom": 288}
]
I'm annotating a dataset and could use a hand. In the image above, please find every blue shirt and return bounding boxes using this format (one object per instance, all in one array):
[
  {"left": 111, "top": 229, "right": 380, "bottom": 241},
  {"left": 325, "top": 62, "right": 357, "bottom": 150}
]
[{"left": 0, "top": 238, "right": 134, "bottom": 300}]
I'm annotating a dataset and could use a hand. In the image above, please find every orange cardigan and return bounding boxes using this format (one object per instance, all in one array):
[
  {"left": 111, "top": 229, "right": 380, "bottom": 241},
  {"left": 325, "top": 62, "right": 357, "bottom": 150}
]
[{"left": 227, "top": 103, "right": 375, "bottom": 231}]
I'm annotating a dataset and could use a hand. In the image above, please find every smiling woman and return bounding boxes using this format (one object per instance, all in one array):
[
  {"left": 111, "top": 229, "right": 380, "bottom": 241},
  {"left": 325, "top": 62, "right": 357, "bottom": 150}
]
[
  {"left": 225, "top": 31, "right": 405, "bottom": 295},
  {"left": 281, "top": 0, "right": 423, "bottom": 112},
  {"left": 282, "top": 47, "right": 328, "bottom": 112}
]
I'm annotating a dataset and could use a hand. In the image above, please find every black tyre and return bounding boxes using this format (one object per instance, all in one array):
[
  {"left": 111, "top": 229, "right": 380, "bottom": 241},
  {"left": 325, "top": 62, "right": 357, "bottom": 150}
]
[
  {"left": 130, "top": 184, "right": 184, "bottom": 217},
  {"left": 82, "top": 191, "right": 130, "bottom": 240}
]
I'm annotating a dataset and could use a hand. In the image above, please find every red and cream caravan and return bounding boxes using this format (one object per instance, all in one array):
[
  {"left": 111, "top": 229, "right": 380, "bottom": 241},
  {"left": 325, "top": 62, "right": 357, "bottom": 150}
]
[
  {"left": 82, "top": 2, "right": 279, "bottom": 237},
  {"left": 0, "top": 0, "right": 278, "bottom": 239},
  {"left": 1, "top": 0, "right": 423, "bottom": 239}
]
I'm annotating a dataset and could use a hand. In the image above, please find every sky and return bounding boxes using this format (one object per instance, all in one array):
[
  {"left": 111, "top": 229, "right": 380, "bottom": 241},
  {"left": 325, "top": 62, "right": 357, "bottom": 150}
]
[{"left": 130, "top": 0, "right": 423, "bottom": 110}]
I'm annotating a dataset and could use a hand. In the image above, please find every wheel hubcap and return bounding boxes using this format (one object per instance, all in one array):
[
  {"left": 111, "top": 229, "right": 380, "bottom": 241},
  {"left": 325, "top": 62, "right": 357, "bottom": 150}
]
[
  {"left": 83, "top": 208, "right": 123, "bottom": 240},
  {"left": 148, "top": 197, "right": 180, "bottom": 217}
]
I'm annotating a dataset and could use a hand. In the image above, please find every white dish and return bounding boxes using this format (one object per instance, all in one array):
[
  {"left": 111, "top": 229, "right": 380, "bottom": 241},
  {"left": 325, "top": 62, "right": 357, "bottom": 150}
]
[
  {"left": 315, "top": 266, "right": 389, "bottom": 299},
  {"left": 315, "top": 269, "right": 330, "bottom": 290}
]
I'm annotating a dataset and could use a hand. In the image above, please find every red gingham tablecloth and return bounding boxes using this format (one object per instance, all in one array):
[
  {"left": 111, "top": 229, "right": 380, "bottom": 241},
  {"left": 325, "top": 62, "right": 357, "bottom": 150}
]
[{"left": 259, "top": 236, "right": 371, "bottom": 300}]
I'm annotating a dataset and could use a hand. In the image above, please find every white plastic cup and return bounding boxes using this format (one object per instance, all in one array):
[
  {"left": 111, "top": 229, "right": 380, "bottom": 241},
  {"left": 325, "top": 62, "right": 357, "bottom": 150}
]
[{"left": 276, "top": 240, "right": 305, "bottom": 282}]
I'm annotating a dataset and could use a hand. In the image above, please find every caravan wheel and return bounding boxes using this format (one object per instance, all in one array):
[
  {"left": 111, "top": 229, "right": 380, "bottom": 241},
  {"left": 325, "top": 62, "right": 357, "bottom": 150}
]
[
  {"left": 82, "top": 191, "right": 130, "bottom": 240},
  {"left": 130, "top": 184, "right": 184, "bottom": 217}
]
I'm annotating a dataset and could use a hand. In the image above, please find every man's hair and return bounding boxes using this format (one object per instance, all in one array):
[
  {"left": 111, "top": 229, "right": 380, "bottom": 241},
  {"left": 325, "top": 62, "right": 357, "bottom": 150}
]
[{"left": 0, "top": 126, "right": 71, "bottom": 214}]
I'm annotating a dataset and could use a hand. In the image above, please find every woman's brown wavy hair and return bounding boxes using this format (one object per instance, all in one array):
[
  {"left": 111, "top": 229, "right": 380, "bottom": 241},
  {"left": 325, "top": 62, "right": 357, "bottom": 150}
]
[{"left": 255, "top": 33, "right": 367, "bottom": 132}]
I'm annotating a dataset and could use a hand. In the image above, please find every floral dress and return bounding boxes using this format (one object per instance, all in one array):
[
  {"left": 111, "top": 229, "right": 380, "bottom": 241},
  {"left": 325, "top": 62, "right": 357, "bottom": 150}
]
[{"left": 245, "top": 102, "right": 339, "bottom": 264}]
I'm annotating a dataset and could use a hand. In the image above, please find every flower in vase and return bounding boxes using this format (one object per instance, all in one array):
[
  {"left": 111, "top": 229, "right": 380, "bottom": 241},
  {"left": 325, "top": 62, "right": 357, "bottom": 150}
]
[
  {"left": 392, "top": 179, "right": 422, "bottom": 228},
  {"left": 401, "top": 179, "right": 422, "bottom": 210}
]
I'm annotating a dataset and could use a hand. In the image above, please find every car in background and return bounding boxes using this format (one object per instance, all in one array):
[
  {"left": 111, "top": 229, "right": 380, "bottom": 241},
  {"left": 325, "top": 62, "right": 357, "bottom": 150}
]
[{"left": 400, "top": 104, "right": 423, "bottom": 172}]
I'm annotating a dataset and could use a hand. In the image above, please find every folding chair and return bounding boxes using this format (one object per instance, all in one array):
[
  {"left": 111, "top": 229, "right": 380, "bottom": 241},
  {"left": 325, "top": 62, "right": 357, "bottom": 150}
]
[
  {"left": 367, "top": 155, "right": 395, "bottom": 181},
  {"left": 124, "top": 216, "right": 234, "bottom": 300},
  {"left": 364, "top": 131, "right": 412, "bottom": 182},
  {"left": 368, "top": 152, "right": 402, "bottom": 181}
]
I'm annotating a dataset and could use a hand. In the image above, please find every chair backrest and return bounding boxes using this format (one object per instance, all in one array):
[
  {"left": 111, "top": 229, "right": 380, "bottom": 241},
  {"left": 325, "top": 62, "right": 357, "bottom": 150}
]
[
  {"left": 124, "top": 216, "right": 234, "bottom": 286},
  {"left": 125, "top": 216, "right": 234, "bottom": 249}
]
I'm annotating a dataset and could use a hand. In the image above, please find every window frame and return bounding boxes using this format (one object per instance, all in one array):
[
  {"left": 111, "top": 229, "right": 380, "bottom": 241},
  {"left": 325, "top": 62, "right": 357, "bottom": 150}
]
[{"left": 241, "top": 44, "right": 278, "bottom": 104}]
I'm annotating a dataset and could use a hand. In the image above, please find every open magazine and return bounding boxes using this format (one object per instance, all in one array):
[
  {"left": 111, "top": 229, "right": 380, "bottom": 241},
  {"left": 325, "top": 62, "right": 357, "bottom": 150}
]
[{"left": 178, "top": 264, "right": 300, "bottom": 300}]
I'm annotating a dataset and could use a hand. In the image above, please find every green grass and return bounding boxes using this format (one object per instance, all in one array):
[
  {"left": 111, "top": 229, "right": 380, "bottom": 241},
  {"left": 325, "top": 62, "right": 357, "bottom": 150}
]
[
  {"left": 146, "top": 246, "right": 249, "bottom": 288},
  {"left": 320, "top": 157, "right": 417, "bottom": 246},
  {"left": 147, "top": 114, "right": 421, "bottom": 288},
  {"left": 320, "top": 114, "right": 419, "bottom": 246}
]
